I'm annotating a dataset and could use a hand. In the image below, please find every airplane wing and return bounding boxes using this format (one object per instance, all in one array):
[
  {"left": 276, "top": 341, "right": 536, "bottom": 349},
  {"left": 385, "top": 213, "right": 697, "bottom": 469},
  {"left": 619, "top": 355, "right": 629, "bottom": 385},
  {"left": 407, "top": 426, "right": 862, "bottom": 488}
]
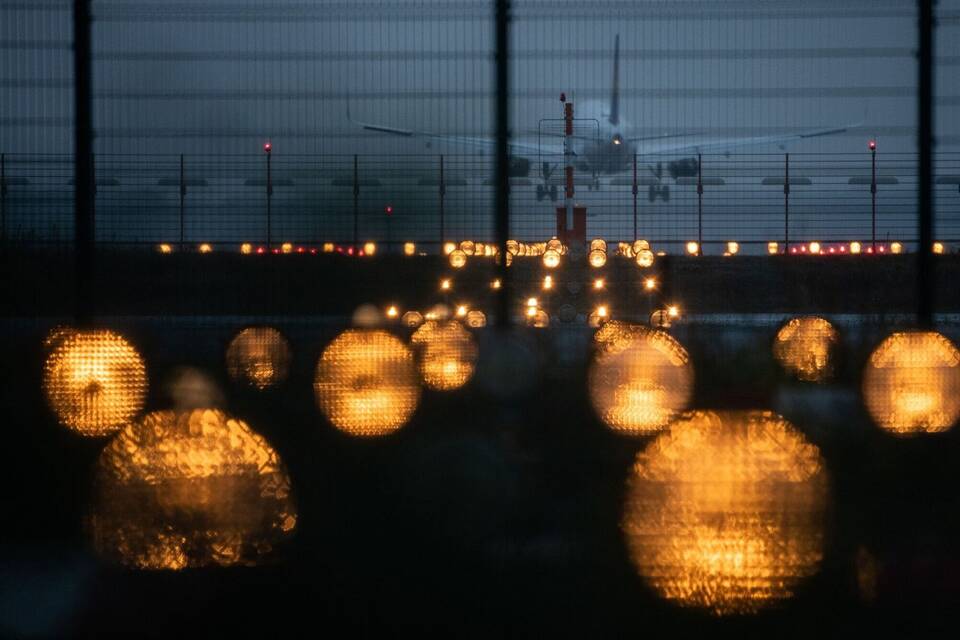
[
  {"left": 347, "top": 103, "right": 560, "bottom": 156},
  {"left": 630, "top": 124, "right": 858, "bottom": 156}
]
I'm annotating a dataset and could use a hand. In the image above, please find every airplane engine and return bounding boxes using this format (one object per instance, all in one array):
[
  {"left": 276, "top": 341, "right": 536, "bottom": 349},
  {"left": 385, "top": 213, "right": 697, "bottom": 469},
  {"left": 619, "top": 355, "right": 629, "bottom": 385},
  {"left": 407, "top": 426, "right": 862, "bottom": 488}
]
[{"left": 667, "top": 158, "right": 699, "bottom": 180}]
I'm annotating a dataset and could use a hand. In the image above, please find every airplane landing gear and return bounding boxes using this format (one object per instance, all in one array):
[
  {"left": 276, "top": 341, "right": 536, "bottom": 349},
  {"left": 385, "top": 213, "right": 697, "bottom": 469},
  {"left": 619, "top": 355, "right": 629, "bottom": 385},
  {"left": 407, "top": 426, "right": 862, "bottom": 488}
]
[{"left": 648, "top": 184, "right": 670, "bottom": 203}]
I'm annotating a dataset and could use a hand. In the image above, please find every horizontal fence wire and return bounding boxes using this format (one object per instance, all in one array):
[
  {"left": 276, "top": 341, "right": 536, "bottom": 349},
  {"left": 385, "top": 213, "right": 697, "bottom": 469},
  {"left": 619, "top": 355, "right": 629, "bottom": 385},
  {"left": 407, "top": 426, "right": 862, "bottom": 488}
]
[{"left": 2, "top": 152, "right": 960, "bottom": 254}]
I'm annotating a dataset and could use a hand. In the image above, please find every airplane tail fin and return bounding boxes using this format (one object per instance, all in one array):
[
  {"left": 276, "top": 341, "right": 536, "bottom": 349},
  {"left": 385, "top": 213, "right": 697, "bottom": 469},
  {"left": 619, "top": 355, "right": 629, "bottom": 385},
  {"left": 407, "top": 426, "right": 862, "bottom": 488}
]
[{"left": 609, "top": 34, "right": 620, "bottom": 126}]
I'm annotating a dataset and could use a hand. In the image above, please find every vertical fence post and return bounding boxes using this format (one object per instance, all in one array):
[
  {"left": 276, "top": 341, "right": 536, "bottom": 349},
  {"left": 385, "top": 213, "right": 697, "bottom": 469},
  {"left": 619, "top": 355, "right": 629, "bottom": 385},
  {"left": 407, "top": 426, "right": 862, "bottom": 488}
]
[
  {"left": 266, "top": 148, "right": 273, "bottom": 248},
  {"left": 784, "top": 153, "right": 790, "bottom": 253},
  {"left": 439, "top": 154, "right": 446, "bottom": 247},
  {"left": 696, "top": 153, "right": 703, "bottom": 254},
  {"left": 73, "top": 0, "right": 95, "bottom": 324},
  {"left": 179, "top": 154, "right": 185, "bottom": 249},
  {"left": 917, "top": 0, "right": 934, "bottom": 325},
  {"left": 494, "top": 0, "right": 511, "bottom": 327},
  {"left": 353, "top": 155, "right": 359, "bottom": 248},
  {"left": 632, "top": 153, "right": 638, "bottom": 240},
  {"left": 1, "top": 153, "right": 6, "bottom": 245},
  {"left": 871, "top": 144, "right": 877, "bottom": 252}
]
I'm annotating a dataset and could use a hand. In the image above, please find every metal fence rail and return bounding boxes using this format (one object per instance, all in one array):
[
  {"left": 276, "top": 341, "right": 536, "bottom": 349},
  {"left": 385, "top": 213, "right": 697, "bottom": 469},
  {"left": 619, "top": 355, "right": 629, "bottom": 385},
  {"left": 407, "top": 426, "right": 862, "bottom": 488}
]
[{"left": 3, "top": 152, "right": 960, "bottom": 253}]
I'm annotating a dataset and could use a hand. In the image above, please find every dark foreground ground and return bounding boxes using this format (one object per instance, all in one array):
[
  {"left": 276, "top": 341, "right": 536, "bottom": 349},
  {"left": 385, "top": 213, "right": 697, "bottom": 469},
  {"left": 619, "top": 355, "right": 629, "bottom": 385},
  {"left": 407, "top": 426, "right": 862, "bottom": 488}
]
[{"left": 2, "top": 249, "right": 960, "bottom": 637}]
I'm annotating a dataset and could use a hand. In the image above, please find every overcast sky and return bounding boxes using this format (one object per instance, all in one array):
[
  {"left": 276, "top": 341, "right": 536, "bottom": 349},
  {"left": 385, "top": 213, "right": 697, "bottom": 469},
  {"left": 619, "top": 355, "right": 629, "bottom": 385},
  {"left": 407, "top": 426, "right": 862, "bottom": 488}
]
[{"left": 2, "top": 0, "right": 958, "bottom": 155}]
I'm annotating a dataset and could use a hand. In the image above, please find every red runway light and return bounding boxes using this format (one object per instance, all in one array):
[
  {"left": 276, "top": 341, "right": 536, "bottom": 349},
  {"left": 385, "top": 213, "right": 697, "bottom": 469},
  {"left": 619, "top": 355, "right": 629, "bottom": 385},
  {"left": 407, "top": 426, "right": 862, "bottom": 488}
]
[
  {"left": 256, "top": 247, "right": 265, "bottom": 254},
  {"left": 297, "top": 247, "right": 305, "bottom": 253},
  {"left": 271, "top": 248, "right": 280, "bottom": 254},
  {"left": 868, "top": 140, "right": 877, "bottom": 151},
  {"left": 385, "top": 205, "right": 393, "bottom": 215},
  {"left": 310, "top": 248, "right": 317, "bottom": 255},
  {"left": 263, "top": 142, "right": 272, "bottom": 153}
]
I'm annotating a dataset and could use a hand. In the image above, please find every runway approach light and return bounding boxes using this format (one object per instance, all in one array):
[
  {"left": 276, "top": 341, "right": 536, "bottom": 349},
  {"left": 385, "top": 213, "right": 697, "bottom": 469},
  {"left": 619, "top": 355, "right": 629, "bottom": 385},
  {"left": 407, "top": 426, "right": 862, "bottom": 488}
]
[
  {"left": 890, "top": 242, "right": 903, "bottom": 255},
  {"left": 644, "top": 277, "right": 657, "bottom": 291},
  {"left": 685, "top": 241, "right": 699, "bottom": 256},
  {"left": 594, "top": 278, "right": 605, "bottom": 290},
  {"left": 933, "top": 242, "right": 945, "bottom": 254},
  {"left": 491, "top": 279, "right": 501, "bottom": 290},
  {"left": 263, "top": 142, "right": 272, "bottom": 154},
  {"left": 404, "top": 242, "right": 416, "bottom": 256},
  {"left": 868, "top": 139, "right": 877, "bottom": 151},
  {"left": 363, "top": 242, "right": 377, "bottom": 256},
  {"left": 767, "top": 242, "right": 779, "bottom": 255},
  {"left": 543, "top": 275, "right": 554, "bottom": 290},
  {"left": 158, "top": 243, "right": 173, "bottom": 254},
  {"left": 808, "top": 242, "right": 821, "bottom": 255},
  {"left": 386, "top": 305, "right": 399, "bottom": 319},
  {"left": 726, "top": 241, "right": 739, "bottom": 256},
  {"left": 440, "top": 278, "right": 451, "bottom": 291},
  {"left": 240, "top": 242, "right": 253, "bottom": 255},
  {"left": 667, "top": 305, "right": 680, "bottom": 318},
  {"left": 198, "top": 243, "right": 213, "bottom": 254},
  {"left": 850, "top": 241, "right": 862, "bottom": 254}
]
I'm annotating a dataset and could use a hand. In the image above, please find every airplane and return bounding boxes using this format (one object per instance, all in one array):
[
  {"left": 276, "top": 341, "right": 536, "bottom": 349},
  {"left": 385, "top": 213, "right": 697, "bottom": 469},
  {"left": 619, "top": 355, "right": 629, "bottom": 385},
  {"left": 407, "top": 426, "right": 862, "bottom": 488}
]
[{"left": 348, "top": 34, "right": 860, "bottom": 203}]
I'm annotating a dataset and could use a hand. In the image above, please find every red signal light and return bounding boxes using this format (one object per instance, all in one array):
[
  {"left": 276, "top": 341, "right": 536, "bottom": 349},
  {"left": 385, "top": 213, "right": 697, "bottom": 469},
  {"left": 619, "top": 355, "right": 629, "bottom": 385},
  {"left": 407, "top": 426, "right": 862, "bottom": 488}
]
[
  {"left": 868, "top": 140, "right": 876, "bottom": 151},
  {"left": 385, "top": 205, "right": 393, "bottom": 215},
  {"left": 264, "top": 141, "right": 272, "bottom": 154}
]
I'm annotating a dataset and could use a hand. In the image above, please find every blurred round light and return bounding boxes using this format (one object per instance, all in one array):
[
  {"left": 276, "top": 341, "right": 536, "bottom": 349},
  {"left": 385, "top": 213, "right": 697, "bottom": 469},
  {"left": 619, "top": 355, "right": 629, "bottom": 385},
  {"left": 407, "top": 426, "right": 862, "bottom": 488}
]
[
  {"left": 527, "top": 309, "right": 550, "bottom": 328},
  {"left": 403, "top": 242, "right": 416, "bottom": 256},
  {"left": 43, "top": 329, "right": 147, "bottom": 437},
  {"left": 542, "top": 275, "right": 554, "bottom": 290},
  {"left": 282, "top": 242, "right": 294, "bottom": 254},
  {"left": 726, "top": 241, "right": 739, "bottom": 255},
  {"left": 773, "top": 317, "right": 838, "bottom": 383},
  {"left": 158, "top": 243, "right": 173, "bottom": 254},
  {"left": 363, "top": 241, "right": 377, "bottom": 256},
  {"left": 88, "top": 409, "right": 297, "bottom": 569},
  {"left": 352, "top": 303, "right": 382, "bottom": 327},
  {"left": 459, "top": 240, "right": 476, "bottom": 256},
  {"left": 225, "top": 326, "right": 292, "bottom": 390},
  {"left": 401, "top": 311, "right": 424, "bottom": 328},
  {"left": 593, "top": 278, "right": 605, "bottom": 290},
  {"left": 623, "top": 410, "right": 828, "bottom": 615},
  {"left": 850, "top": 241, "right": 862, "bottom": 254},
  {"left": 542, "top": 249, "right": 561, "bottom": 269},
  {"left": 685, "top": 241, "right": 699, "bottom": 256},
  {"left": 506, "top": 239, "right": 520, "bottom": 256},
  {"left": 465, "top": 310, "right": 487, "bottom": 328},
  {"left": 239, "top": 242, "right": 253, "bottom": 255},
  {"left": 890, "top": 241, "right": 903, "bottom": 254},
  {"left": 650, "top": 309, "right": 672, "bottom": 328},
  {"left": 386, "top": 305, "right": 399, "bottom": 319},
  {"left": 635, "top": 249, "right": 655, "bottom": 268},
  {"left": 546, "top": 237, "right": 563, "bottom": 253},
  {"left": 809, "top": 241, "right": 821, "bottom": 254},
  {"left": 198, "top": 243, "right": 213, "bottom": 254},
  {"left": 440, "top": 278, "right": 452, "bottom": 291},
  {"left": 643, "top": 277, "right": 657, "bottom": 291},
  {"left": 588, "top": 325, "right": 693, "bottom": 435},
  {"left": 863, "top": 331, "right": 960, "bottom": 435},
  {"left": 767, "top": 241, "right": 779, "bottom": 255},
  {"left": 933, "top": 242, "right": 945, "bottom": 255},
  {"left": 588, "top": 249, "right": 607, "bottom": 268},
  {"left": 425, "top": 304, "right": 451, "bottom": 321},
  {"left": 449, "top": 249, "right": 467, "bottom": 269},
  {"left": 632, "top": 239, "right": 650, "bottom": 255},
  {"left": 588, "top": 306, "right": 609, "bottom": 328},
  {"left": 411, "top": 320, "right": 478, "bottom": 391},
  {"left": 322, "top": 242, "right": 335, "bottom": 253},
  {"left": 443, "top": 242, "right": 456, "bottom": 255},
  {"left": 491, "top": 279, "right": 501, "bottom": 290},
  {"left": 314, "top": 329, "right": 420, "bottom": 436},
  {"left": 667, "top": 305, "right": 680, "bottom": 318},
  {"left": 590, "top": 238, "right": 607, "bottom": 253}
]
